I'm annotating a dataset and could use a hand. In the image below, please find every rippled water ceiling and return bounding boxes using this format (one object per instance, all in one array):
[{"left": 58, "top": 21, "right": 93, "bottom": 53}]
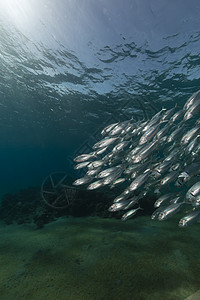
[{"left": 0, "top": 0, "right": 200, "bottom": 147}]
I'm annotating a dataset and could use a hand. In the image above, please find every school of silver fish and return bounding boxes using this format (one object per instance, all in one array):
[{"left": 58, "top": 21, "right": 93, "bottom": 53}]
[{"left": 73, "top": 90, "right": 200, "bottom": 227}]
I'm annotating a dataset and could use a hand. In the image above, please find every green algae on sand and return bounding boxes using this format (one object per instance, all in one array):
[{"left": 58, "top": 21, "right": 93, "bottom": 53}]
[{"left": 0, "top": 216, "right": 199, "bottom": 300}]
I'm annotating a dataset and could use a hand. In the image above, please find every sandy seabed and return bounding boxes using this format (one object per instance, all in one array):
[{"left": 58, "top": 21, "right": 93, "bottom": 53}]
[{"left": 0, "top": 216, "right": 199, "bottom": 300}]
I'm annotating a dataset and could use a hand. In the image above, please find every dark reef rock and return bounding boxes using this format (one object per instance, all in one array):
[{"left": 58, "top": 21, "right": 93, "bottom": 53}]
[
  {"left": 0, "top": 187, "right": 41, "bottom": 225},
  {"left": 0, "top": 183, "right": 156, "bottom": 228},
  {"left": 0, "top": 185, "right": 114, "bottom": 228}
]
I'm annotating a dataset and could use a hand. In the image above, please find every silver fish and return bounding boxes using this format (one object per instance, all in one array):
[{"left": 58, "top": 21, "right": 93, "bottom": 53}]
[
  {"left": 143, "top": 109, "right": 165, "bottom": 132},
  {"left": 101, "top": 122, "right": 119, "bottom": 136},
  {"left": 110, "top": 178, "right": 126, "bottom": 188},
  {"left": 113, "top": 192, "right": 130, "bottom": 203},
  {"left": 167, "top": 126, "right": 184, "bottom": 143},
  {"left": 179, "top": 210, "right": 200, "bottom": 227},
  {"left": 109, "top": 120, "right": 130, "bottom": 136},
  {"left": 153, "top": 159, "right": 174, "bottom": 178},
  {"left": 108, "top": 199, "right": 132, "bottom": 212},
  {"left": 73, "top": 176, "right": 93, "bottom": 186},
  {"left": 184, "top": 96, "right": 200, "bottom": 120},
  {"left": 112, "top": 141, "right": 130, "bottom": 153},
  {"left": 123, "top": 163, "right": 141, "bottom": 174},
  {"left": 128, "top": 145, "right": 144, "bottom": 158},
  {"left": 139, "top": 124, "right": 160, "bottom": 145},
  {"left": 121, "top": 123, "right": 136, "bottom": 135},
  {"left": 87, "top": 160, "right": 105, "bottom": 169},
  {"left": 155, "top": 123, "right": 171, "bottom": 140},
  {"left": 177, "top": 163, "right": 200, "bottom": 186},
  {"left": 160, "top": 171, "right": 179, "bottom": 186},
  {"left": 97, "top": 166, "right": 121, "bottom": 178},
  {"left": 133, "top": 140, "right": 158, "bottom": 163},
  {"left": 129, "top": 169, "right": 151, "bottom": 191},
  {"left": 74, "top": 161, "right": 90, "bottom": 169},
  {"left": 87, "top": 179, "right": 104, "bottom": 190},
  {"left": 183, "top": 90, "right": 200, "bottom": 111},
  {"left": 93, "top": 137, "right": 118, "bottom": 149},
  {"left": 161, "top": 106, "right": 177, "bottom": 121},
  {"left": 103, "top": 168, "right": 124, "bottom": 185},
  {"left": 130, "top": 161, "right": 150, "bottom": 179},
  {"left": 181, "top": 126, "right": 200, "bottom": 145},
  {"left": 151, "top": 206, "right": 165, "bottom": 219},
  {"left": 154, "top": 193, "right": 174, "bottom": 208},
  {"left": 170, "top": 109, "right": 184, "bottom": 123},
  {"left": 158, "top": 202, "right": 184, "bottom": 220},
  {"left": 86, "top": 167, "right": 102, "bottom": 176},
  {"left": 185, "top": 135, "right": 200, "bottom": 154},
  {"left": 164, "top": 149, "right": 179, "bottom": 161},
  {"left": 74, "top": 153, "right": 96, "bottom": 162},
  {"left": 121, "top": 207, "right": 143, "bottom": 221},
  {"left": 95, "top": 146, "right": 108, "bottom": 156},
  {"left": 186, "top": 182, "right": 200, "bottom": 202},
  {"left": 123, "top": 197, "right": 139, "bottom": 210}
]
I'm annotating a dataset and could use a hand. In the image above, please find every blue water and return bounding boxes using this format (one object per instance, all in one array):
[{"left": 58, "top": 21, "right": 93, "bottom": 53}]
[{"left": 0, "top": 147, "right": 73, "bottom": 197}]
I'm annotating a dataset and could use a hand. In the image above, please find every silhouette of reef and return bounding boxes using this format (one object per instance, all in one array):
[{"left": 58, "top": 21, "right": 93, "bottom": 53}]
[{"left": 0, "top": 182, "right": 156, "bottom": 228}]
